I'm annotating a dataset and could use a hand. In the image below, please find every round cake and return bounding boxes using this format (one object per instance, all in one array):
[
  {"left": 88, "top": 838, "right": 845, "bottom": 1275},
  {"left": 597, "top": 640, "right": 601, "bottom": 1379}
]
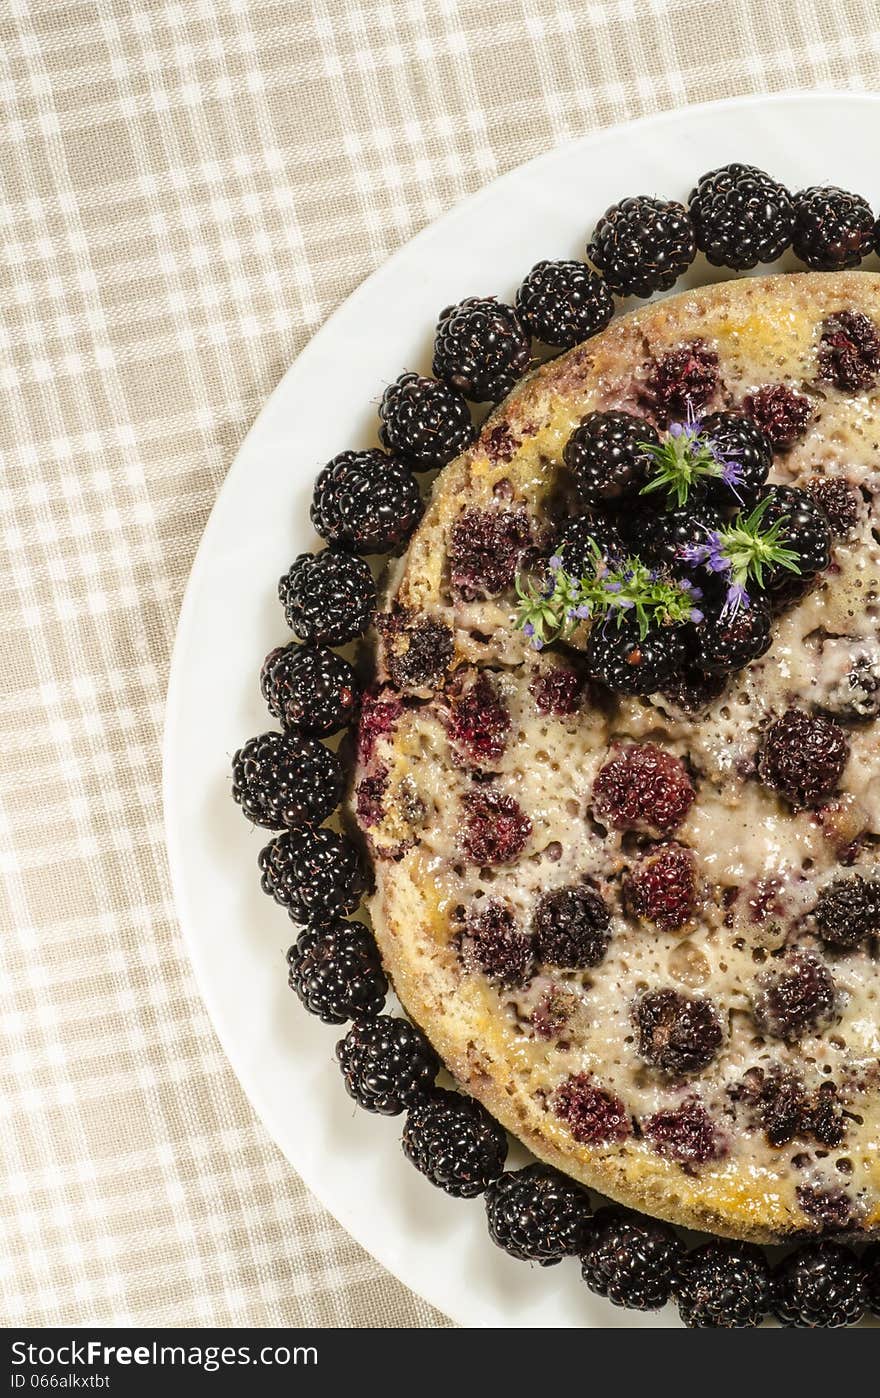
[{"left": 350, "top": 271, "right": 880, "bottom": 1243}]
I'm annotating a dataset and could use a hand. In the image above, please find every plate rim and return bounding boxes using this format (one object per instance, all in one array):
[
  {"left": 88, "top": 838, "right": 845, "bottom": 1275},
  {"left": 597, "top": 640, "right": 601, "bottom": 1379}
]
[{"left": 163, "top": 89, "right": 880, "bottom": 1328}]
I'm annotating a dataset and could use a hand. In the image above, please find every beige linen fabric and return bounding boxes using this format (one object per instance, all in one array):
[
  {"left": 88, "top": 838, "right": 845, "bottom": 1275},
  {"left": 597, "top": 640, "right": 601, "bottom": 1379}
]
[{"left": 2, "top": 0, "right": 879, "bottom": 1330}]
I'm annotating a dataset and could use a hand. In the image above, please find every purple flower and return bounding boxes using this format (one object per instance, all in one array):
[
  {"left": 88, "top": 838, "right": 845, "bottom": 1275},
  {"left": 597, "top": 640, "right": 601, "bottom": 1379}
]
[
  {"left": 678, "top": 541, "right": 711, "bottom": 566},
  {"left": 522, "top": 621, "right": 535, "bottom": 637},
  {"left": 721, "top": 582, "right": 750, "bottom": 619},
  {"left": 690, "top": 607, "right": 705, "bottom": 624},
  {"left": 575, "top": 604, "right": 592, "bottom": 619},
  {"left": 531, "top": 635, "right": 544, "bottom": 651},
  {"left": 548, "top": 554, "right": 563, "bottom": 572},
  {"left": 605, "top": 580, "right": 623, "bottom": 593}
]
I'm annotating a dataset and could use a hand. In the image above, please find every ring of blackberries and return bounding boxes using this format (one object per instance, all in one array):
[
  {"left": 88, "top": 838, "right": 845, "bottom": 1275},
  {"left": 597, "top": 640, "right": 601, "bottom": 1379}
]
[{"left": 230, "top": 160, "right": 880, "bottom": 1327}]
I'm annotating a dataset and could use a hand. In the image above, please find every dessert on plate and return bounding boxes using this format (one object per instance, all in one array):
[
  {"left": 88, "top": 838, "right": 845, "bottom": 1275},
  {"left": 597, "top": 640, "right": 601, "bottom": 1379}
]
[{"left": 232, "top": 169, "right": 880, "bottom": 1325}]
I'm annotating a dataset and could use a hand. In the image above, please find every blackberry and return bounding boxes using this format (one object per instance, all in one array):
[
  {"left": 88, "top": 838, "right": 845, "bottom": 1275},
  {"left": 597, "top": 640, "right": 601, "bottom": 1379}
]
[
  {"left": 279, "top": 550, "right": 375, "bottom": 647},
  {"left": 743, "top": 384, "right": 811, "bottom": 448},
  {"left": 432, "top": 296, "right": 531, "bottom": 402},
  {"left": 563, "top": 410, "right": 659, "bottom": 509},
  {"left": 402, "top": 1088, "right": 507, "bottom": 1198},
  {"left": 231, "top": 730, "right": 342, "bottom": 830},
  {"left": 644, "top": 1097, "right": 727, "bottom": 1167},
  {"left": 286, "top": 919, "right": 387, "bottom": 1024},
  {"left": 553, "top": 1073, "right": 631, "bottom": 1145},
  {"left": 634, "top": 988, "right": 723, "bottom": 1076},
  {"left": 375, "top": 607, "right": 454, "bottom": 692},
  {"left": 688, "top": 163, "right": 794, "bottom": 270},
  {"left": 758, "top": 484, "right": 832, "bottom": 579},
  {"left": 736, "top": 1064, "right": 812, "bottom": 1148},
  {"left": 585, "top": 617, "right": 687, "bottom": 696},
  {"left": 357, "top": 687, "right": 402, "bottom": 763},
  {"left": 797, "top": 1184, "right": 854, "bottom": 1232},
  {"left": 675, "top": 1241, "right": 772, "bottom": 1328},
  {"left": 580, "top": 1207, "right": 682, "bottom": 1311},
  {"left": 634, "top": 501, "right": 723, "bottom": 575},
  {"left": 773, "top": 1242, "right": 867, "bottom": 1328},
  {"left": 810, "top": 876, "right": 880, "bottom": 951},
  {"left": 758, "top": 708, "right": 849, "bottom": 808},
  {"left": 336, "top": 1014, "right": 439, "bottom": 1115},
  {"left": 554, "top": 513, "right": 625, "bottom": 575},
  {"left": 587, "top": 196, "right": 695, "bottom": 298},
  {"left": 261, "top": 643, "right": 359, "bottom": 736},
  {"left": 805, "top": 476, "right": 861, "bottom": 538},
  {"left": 258, "top": 826, "right": 366, "bottom": 924},
  {"left": 459, "top": 900, "right": 534, "bottom": 987},
  {"left": 699, "top": 410, "right": 773, "bottom": 502},
  {"left": 624, "top": 844, "right": 699, "bottom": 933},
  {"left": 864, "top": 1243, "right": 880, "bottom": 1317},
  {"left": 310, "top": 449, "right": 422, "bottom": 555},
  {"left": 460, "top": 786, "right": 532, "bottom": 866},
  {"left": 792, "top": 186, "right": 875, "bottom": 272},
  {"left": 485, "top": 1164, "right": 591, "bottom": 1265},
  {"left": 532, "top": 885, "right": 611, "bottom": 969},
  {"left": 752, "top": 951, "right": 838, "bottom": 1043},
  {"left": 515, "top": 259, "right": 613, "bottom": 348},
  {"left": 659, "top": 667, "right": 727, "bottom": 714},
  {"left": 528, "top": 658, "right": 583, "bottom": 716},
  {"left": 448, "top": 507, "right": 533, "bottom": 600},
  {"left": 592, "top": 742, "right": 695, "bottom": 837},
  {"left": 447, "top": 671, "right": 511, "bottom": 765},
  {"left": 818, "top": 311, "right": 880, "bottom": 393},
  {"left": 692, "top": 594, "right": 772, "bottom": 675},
  {"left": 378, "top": 372, "right": 476, "bottom": 470},
  {"left": 643, "top": 341, "right": 719, "bottom": 427}
]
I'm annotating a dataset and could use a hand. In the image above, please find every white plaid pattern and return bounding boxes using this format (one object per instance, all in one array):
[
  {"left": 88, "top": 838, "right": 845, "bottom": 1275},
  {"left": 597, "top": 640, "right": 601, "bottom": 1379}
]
[{"left": 2, "top": 0, "right": 879, "bottom": 1329}]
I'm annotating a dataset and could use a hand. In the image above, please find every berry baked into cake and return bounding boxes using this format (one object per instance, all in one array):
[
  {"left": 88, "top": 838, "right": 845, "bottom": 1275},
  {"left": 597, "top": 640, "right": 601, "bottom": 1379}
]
[{"left": 351, "top": 271, "right": 880, "bottom": 1244}]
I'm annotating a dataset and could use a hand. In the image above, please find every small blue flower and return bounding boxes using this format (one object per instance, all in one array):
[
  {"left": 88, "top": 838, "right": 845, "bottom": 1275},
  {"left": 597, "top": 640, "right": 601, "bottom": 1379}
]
[
  {"left": 548, "top": 554, "right": 563, "bottom": 571},
  {"left": 575, "top": 604, "right": 592, "bottom": 619},
  {"left": 690, "top": 607, "right": 705, "bottom": 624},
  {"left": 531, "top": 635, "right": 544, "bottom": 651},
  {"left": 721, "top": 582, "right": 750, "bottom": 619},
  {"left": 605, "top": 580, "right": 623, "bottom": 593},
  {"left": 522, "top": 621, "right": 535, "bottom": 637}
]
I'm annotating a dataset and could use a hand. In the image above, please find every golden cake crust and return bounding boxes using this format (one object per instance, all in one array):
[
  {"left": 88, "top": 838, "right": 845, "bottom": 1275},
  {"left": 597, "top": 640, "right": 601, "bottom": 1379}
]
[{"left": 354, "top": 272, "right": 880, "bottom": 1242}]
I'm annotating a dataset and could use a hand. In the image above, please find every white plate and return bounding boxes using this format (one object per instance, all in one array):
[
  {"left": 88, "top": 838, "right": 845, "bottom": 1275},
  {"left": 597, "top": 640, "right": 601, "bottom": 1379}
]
[{"left": 164, "top": 93, "right": 880, "bottom": 1329}]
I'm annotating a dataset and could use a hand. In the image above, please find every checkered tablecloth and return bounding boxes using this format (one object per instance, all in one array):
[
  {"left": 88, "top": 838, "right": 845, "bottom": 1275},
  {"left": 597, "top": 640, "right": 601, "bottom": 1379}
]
[{"left": 2, "top": 0, "right": 879, "bottom": 1331}]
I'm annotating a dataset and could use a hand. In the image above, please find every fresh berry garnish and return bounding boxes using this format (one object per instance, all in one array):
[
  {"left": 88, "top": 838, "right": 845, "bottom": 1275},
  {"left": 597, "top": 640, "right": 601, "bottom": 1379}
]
[
  {"left": 336, "top": 1014, "right": 439, "bottom": 1115},
  {"left": 286, "top": 919, "right": 387, "bottom": 1024},
  {"left": 773, "top": 1242, "right": 867, "bottom": 1328},
  {"left": 554, "top": 513, "right": 625, "bottom": 574},
  {"left": 699, "top": 410, "right": 773, "bottom": 502},
  {"left": 758, "top": 484, "right": 832, "bottom": 580},
  {"left": 279, "top": 550, "right": 375, "bottom": 647},
  {"left": 532, "top": 886, "right": 611, "bottom": 969},
  {"left": 692, "top": 591, "right": 772, "bottom": 674},
  {"left": 817, "top": 310, "right": 880, "bottom": 392},
  {"left": 643, "top": 1097, "right": 727, "bottom": 1168},
  {"left": 792, "top": 186, "right": 875, "bottom": 271},
  {"left": 357, "top": 687, "right": 402, "bottom": 762},
  {"left": 448, "top": 507, "right": 533, "bottom": 600},
  {"left": 261, "top": 643, "right": 359, "bottom": 736},
  {"left": 378, "top": 372, "right": 476, "bottom": 470},
  {"left": 459, "top": 900, "right": 534, "bottom": 987},
  {"left": 432, "top": 296, "right": 531, "bottom": 402},
  {"left": 460, "top": 787, "right": 532, "bottom": 866},
  {"left": 752, "top": 950, "right": 838, "bottom": 1043},
  {"left": 553, "top": 1073, "right": 630, "bottom": 1145},
  {"left": 376, "top": 606, "right": 455, "bottom": 691},
  {"left": 447, "top": 671, "right": 510, "bottom": 765},
  {"left": 402, "top": 1088, "right": 508, "bottom": 1197},
  {"left": 258, "top": 826, "right": 366, "bottom": 924},
  {"left": 515, "top": 259, "right": 613, "bottom": 348},
  {"left": 675, "top": 1241, "right": 772, "bottom": 1328},
  {"left": 311, "top": 449, "right": 423, "bottom": 555},
  {"left": 634, "top": 988, "right": 723, "bottom": 1076},
  {"left": 688, "top": 163, "right": 794, "bottom": 269},
  {"left": 743, "top": 384, "right": 811, "bottom": 448},
  {"left": 528, "top": 658, "right": 583, "bottom": 716},
  {"left": 643, "top": 341, "right": 719, "bottom": 427},
  {"left": 231, "top": 730, "right": 343, "bottom": 829},
  {"left": 810, "top": 876, "right": 880, "bottom": 951},
  {"left": 805, "top": 476, "right": 861, "bottom": 538},
  {"left": 758, "top": 708, "right": 849, "bottom": 808},
  {"left": 563, "top": 410, "right": 659, "bottom": 509},
  {"left": 587, "top": 196, "right": 695, "bottom": 298},
  {"left": 585, "top": 617, "right": 688, "bottom": 696},
  {"left": 624, "top": 844, "right": 700, "bottom": 933},
  {"left": 592, "top": 742, "right": 695, "bottom": 838},
  {"left": 580, "top": 1207, "right": 682, "bottom": 1311},
  {"left": 635, "top": 501, "right": 723, "bottom": 575},
  {"left": 485, "top": 1164, "right": 591, "bottom": 1266}
]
